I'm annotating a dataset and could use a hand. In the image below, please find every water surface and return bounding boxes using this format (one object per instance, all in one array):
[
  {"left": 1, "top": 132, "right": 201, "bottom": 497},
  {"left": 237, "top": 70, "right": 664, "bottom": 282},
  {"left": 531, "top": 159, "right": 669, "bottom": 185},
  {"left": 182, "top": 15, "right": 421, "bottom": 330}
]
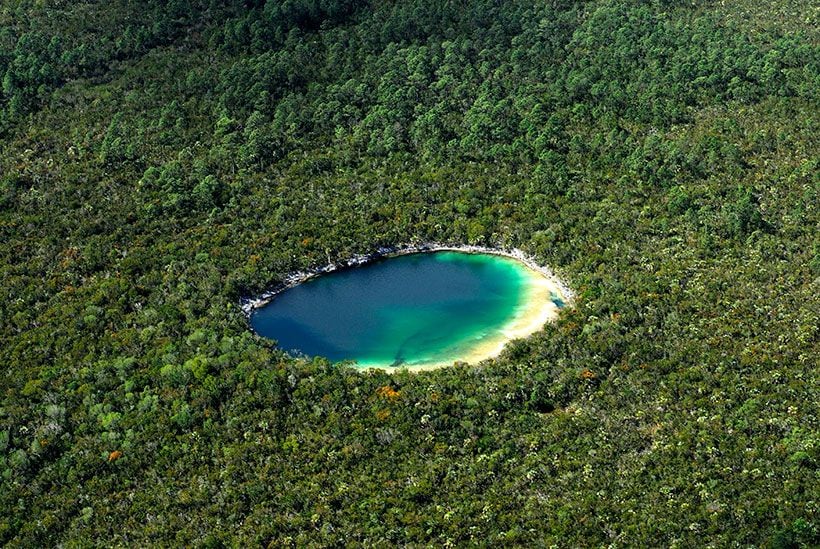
[{"left": 250, "top": 251, "right": 563, "bottom": 369}]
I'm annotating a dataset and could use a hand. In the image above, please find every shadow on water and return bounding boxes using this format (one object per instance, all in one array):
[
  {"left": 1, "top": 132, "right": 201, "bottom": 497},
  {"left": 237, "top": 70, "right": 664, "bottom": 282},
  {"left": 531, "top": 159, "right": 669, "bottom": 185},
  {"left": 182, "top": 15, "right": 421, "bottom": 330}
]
[
  {"left": 389, "top": 312, "right": 470, "bottom": 367},
  {"left": 252, "top": 315, "right": 349, "bottom": 360}
]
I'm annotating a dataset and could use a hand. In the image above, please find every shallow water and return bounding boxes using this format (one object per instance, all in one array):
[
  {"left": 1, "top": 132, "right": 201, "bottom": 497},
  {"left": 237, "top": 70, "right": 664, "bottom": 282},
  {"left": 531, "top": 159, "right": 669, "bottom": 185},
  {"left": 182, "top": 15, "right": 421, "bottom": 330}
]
[{"left": 250, "top": 251, "right": 562, "bottom": 369}]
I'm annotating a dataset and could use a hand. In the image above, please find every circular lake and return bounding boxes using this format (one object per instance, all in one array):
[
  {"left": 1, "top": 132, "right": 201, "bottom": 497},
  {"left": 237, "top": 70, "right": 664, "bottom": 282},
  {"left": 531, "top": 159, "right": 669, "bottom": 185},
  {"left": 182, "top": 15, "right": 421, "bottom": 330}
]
[{"left": 249, "top": 251, "right": 566, "bottom": 370}]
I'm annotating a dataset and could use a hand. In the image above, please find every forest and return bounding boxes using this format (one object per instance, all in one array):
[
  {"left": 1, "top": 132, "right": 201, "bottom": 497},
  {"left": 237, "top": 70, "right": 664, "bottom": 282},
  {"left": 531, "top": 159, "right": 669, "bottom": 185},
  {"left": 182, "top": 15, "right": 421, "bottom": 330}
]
[{"left": 0, "top": 0, "right": 818, "bottom": 545}]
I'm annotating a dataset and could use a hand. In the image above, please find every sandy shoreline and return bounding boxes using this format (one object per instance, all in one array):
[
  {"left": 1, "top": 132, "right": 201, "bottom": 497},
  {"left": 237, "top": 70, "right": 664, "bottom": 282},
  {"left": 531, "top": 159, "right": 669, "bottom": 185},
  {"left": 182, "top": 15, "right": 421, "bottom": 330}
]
[
  {"left": 362, "top": 258, "right": 567, "bottom": 371},
  {"left": 242, "top": 243, "right": 573, "bottom": 371}
]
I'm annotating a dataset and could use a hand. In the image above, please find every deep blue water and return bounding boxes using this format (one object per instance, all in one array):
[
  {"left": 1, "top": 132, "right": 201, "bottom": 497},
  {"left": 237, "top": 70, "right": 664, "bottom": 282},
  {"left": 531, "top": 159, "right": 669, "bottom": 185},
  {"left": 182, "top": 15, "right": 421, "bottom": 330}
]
[{"left": 249, "top": 251, "right": 531, "bottom": 368}]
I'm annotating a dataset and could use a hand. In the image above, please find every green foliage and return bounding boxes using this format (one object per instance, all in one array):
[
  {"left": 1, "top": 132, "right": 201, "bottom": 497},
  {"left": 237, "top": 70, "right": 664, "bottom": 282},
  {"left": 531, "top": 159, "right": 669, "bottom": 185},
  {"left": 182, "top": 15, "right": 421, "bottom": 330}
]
[{"left": 0, "top": 0, "right": 817, "bottom": 546}]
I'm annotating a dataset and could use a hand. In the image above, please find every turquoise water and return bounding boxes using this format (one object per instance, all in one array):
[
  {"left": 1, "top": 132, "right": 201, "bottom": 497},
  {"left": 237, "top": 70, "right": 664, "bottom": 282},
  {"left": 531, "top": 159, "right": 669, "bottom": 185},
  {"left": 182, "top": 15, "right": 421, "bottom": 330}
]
[{"left": 250, "top": 251, "right": 545, "bottom": 368}]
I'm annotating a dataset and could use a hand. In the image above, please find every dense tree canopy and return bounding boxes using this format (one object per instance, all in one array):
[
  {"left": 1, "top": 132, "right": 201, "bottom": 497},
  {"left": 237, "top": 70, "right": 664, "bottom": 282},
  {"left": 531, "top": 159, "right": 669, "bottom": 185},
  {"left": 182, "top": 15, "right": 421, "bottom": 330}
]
[{"left": 0, "top": 0, "right": 818, "bottom": 545}]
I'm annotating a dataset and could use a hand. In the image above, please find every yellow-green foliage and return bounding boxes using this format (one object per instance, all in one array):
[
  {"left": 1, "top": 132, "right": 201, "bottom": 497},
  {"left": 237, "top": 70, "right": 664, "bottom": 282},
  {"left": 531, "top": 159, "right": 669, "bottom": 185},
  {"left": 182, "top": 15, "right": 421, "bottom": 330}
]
[{"left": 0, "top": 0, "right": 817, "bottom": 546}]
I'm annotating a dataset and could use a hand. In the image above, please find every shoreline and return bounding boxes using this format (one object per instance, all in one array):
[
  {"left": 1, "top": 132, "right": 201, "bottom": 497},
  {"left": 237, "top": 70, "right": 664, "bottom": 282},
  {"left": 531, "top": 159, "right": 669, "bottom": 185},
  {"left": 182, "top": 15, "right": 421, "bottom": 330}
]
[
  {"left": 241, "top": 243, "right": 574, "bottom": 370},
  {"left": 356, "top": 261, "right": 565, "bottom": 371},
  {"left": 241, "top": 243, "right": 574, "bottom": 313}
]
